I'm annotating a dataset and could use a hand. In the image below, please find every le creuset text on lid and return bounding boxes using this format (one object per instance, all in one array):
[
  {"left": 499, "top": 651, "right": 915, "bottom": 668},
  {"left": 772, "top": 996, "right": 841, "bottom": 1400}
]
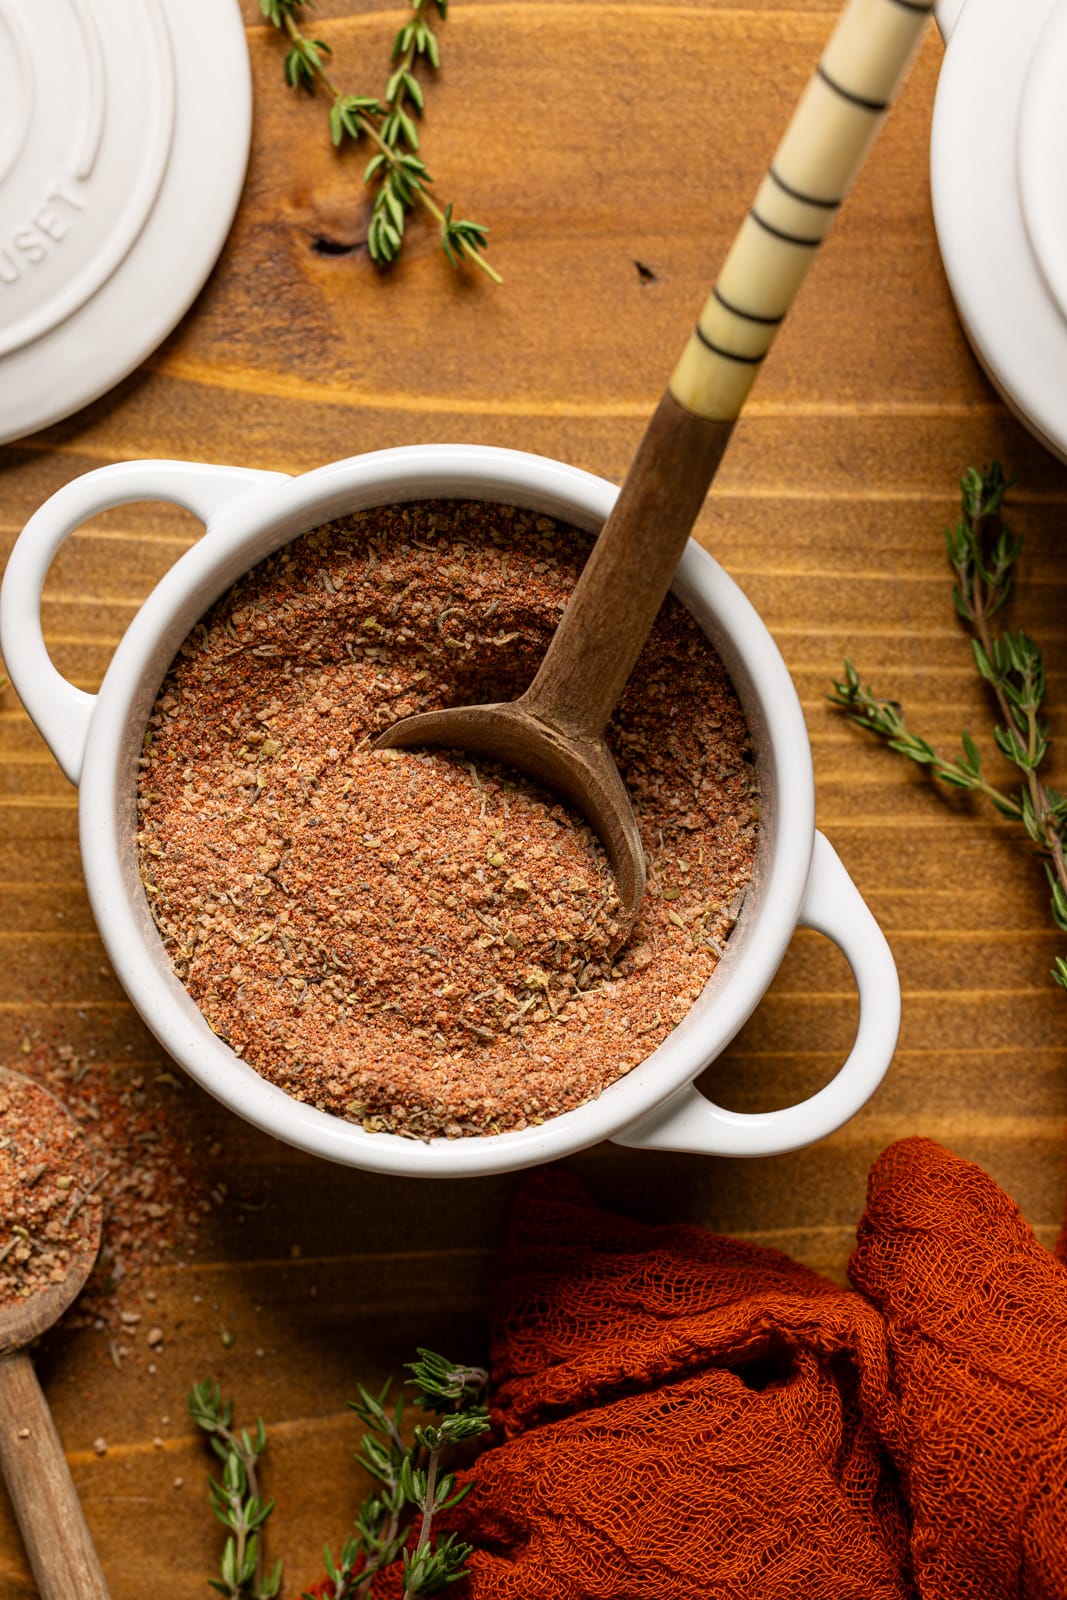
[{"left": 0, "top": 0, "right": 250, "bottom": 444}]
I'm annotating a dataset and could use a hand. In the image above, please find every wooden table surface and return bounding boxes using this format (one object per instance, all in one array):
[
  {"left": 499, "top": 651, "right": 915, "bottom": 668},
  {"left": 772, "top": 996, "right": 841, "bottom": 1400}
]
[{"left": 3, "top": 1, "right": 1066, "bottom": 1594}]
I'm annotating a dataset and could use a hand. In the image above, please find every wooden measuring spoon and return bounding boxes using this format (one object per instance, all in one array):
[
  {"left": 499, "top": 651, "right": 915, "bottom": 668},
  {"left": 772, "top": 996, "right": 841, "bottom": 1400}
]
[
  {"left": 377, "top": 0, "right": 933, "bottom": 930},
  {"left": 0, "top": 1068, "right": 110, "bottom": 1599}
]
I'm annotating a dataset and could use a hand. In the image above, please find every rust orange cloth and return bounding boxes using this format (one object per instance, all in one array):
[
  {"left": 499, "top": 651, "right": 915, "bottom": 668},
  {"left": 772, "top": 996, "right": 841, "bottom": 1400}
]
[
  {"left": 448, "top": 1138, "right": 1067, "bottom": 1599},
  {"left": 850, "top": 1140, "right": 1067, "bottom": 1599},
  {"left": 355, "top": 1138, "right": 1067, "bottom": 1599}
]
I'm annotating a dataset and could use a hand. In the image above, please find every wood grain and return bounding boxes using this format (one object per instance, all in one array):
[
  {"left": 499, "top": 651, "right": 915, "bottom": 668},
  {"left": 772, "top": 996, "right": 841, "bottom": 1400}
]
[
  {"left": 1, "top": 2, "right": 1066, "bottom": 1594},
  {"left": 0, "top": 1353, "right": 111, "bottom": 1600}
]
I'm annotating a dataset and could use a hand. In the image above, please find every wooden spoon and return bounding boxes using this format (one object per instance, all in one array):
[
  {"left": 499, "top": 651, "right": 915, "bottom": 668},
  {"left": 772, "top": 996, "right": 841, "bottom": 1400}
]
[
  {"left": 376, "top": 0, "right": 932, "bottom": 931},
  {"left": 0, "top": 1068, "right": 110, "bottom": 1599}
]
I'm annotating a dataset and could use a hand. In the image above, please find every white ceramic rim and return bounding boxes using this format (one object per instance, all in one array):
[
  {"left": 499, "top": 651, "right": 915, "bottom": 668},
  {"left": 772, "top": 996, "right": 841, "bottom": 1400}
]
[
  {"left": 931, "top": 0, "right": 1067, "bottom": 463},
  {"left": 67, "top": 445, "right": 822, "bottom": 1176},
  {"left": 0, "top": 0, "right": 251, "bottom": 444},
  {"left": 1017, "top": 2, "right": 1067, "bottom": 330}
]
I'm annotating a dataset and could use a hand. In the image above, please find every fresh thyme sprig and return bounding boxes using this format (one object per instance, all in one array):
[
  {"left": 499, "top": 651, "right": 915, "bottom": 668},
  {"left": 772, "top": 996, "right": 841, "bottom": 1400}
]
[
  {"left": 829, "top": 463, "right": 1067, "bottom": 992},
  {"left": 258, "top": 0, "right": 499, "bottom": 281},
  {"left": 305, "top": 1348, "right": 490, "bottom": 1600},
  {"left": 188, "top": 1379, "right": 283, "bottom": 1600}
]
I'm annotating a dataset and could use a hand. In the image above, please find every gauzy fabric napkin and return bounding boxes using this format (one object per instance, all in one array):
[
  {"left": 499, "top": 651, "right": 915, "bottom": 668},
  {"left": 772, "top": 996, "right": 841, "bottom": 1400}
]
[{"left": 389, "top": 1138, "right": 1067, "bottom": 1600}]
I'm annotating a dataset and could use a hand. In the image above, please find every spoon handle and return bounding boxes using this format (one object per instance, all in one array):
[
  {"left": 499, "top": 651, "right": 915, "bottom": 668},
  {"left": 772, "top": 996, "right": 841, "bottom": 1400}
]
[
  {"left": 524, "top": 0, "right": 932, "bottom": 737},
  {"left": 0, "top": 1350, "right": 111, "bottom": 1599}
]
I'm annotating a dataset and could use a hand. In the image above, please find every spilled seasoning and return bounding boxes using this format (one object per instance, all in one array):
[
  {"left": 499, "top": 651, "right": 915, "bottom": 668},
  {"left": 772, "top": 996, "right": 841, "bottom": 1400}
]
[
  {"left": 15, "top": 1037, "right": 216, "bottom": 1342},
  {"left": 136, "top": 501, "right": 760, "bottom": 1137}
]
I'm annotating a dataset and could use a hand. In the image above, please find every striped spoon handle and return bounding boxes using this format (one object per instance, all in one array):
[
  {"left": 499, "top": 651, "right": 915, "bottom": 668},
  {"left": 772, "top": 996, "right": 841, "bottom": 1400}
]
[
  {"left": 523, "top": 0, "right": 932, "bottom": 738},
  {"left": 670, "top": 0, "right": 933, "bottom": 422}
]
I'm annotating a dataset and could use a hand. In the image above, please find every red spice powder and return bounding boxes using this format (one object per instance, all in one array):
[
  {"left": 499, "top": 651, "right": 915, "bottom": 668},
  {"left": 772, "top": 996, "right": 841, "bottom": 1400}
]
[
  {"left": 0, "top": 1071, "right": 100, "bottom": 1311},
  {"left": 136, "top": 502, "right": 759, "bottom": 1138},
  {"left": 16, "top": 1036, "right": 213, "bottom": 1337}
]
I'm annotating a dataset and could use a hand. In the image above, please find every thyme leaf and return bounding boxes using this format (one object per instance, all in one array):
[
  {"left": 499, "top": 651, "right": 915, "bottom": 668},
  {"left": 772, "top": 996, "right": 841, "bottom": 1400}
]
[
  {"left": 190, "top": 1352, "right": 489, "bottom": 1600},
  {"left": 189, "top": 1379, "right": 283, "bottom": 1600},
  {"left": 306, "top": 1349, "right": 490, "bottom": 1599},
  {"left": 829, "top": 462, "right": 1067, "bottom": 991},
  {"left": 258, "top": 0, "right": 500, "bottom": 282},
  {"left": 294, "top": 1350, "right": 489, "bottom": 1600}
]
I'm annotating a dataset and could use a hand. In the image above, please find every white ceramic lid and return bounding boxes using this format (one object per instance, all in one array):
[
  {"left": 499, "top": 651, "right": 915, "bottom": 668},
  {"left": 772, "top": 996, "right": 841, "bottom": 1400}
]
[
  {"left": 0, "top": 0, "right": 251, "bottom": 445},
  {"left": 931, "top": 0, "right": 1067, "bottom": 461}
]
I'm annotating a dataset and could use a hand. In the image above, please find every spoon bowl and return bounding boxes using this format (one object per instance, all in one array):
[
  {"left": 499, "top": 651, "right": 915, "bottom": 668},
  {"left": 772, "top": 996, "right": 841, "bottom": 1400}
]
[
  {"left": 374, "top": 699, "right": 646, "bottom": 924},
  {"left": 0, "top": 1068, "right": 110, "bottom": 1600}
]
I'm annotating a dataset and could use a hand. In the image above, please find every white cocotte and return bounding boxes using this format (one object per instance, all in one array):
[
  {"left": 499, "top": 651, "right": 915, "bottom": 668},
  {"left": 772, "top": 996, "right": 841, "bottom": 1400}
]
[
  {"left": 0, "top": 447, "right": 901, "bottom": 1177},
  {"left": 932, "top": 0, "right": 1067, "bottom": 460}
]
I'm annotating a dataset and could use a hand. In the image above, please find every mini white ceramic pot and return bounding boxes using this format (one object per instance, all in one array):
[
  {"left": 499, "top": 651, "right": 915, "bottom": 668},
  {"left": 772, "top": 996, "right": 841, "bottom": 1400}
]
[
  {"left": 0, "top": 448, "right": 901, "bottom": 1177},
  {"left": 932, "top": 0, "right": 1067, "bottom": 461}
]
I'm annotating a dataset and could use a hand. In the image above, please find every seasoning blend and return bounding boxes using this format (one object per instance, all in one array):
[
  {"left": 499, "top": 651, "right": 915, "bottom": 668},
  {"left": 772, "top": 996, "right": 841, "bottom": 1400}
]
[
  {"left": 137, "top": 502, "right": 760, "bottom": 1138},
  {"left": 15, "top": 1036, "right": 214, "bottom": 1335},
  {"left": 0, "top": 1072, "right": 100, "bottom": 1312},
  {"left": 0, "top": 1070, "right": 111, "bottom": 1600}
]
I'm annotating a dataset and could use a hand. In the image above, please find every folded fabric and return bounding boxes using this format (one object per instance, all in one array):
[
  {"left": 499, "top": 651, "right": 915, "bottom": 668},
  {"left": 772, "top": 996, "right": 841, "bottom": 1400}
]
[
  {"left": 850, "top": 1139, "right": 1067, "bottom": 1599},
  {"left": 424, "top": 1138, "right": 1067, "bottom": 1599}
]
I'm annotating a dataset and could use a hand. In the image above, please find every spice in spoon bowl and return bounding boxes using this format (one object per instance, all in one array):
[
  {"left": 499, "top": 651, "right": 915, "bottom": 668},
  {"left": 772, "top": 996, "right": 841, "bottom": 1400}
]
[
  {"left": 0, "top": 1069, "right": 101, "bottom": 1326},
  {"left": 0, "top": 1067, "right": 110, "bottom": 1600}
]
